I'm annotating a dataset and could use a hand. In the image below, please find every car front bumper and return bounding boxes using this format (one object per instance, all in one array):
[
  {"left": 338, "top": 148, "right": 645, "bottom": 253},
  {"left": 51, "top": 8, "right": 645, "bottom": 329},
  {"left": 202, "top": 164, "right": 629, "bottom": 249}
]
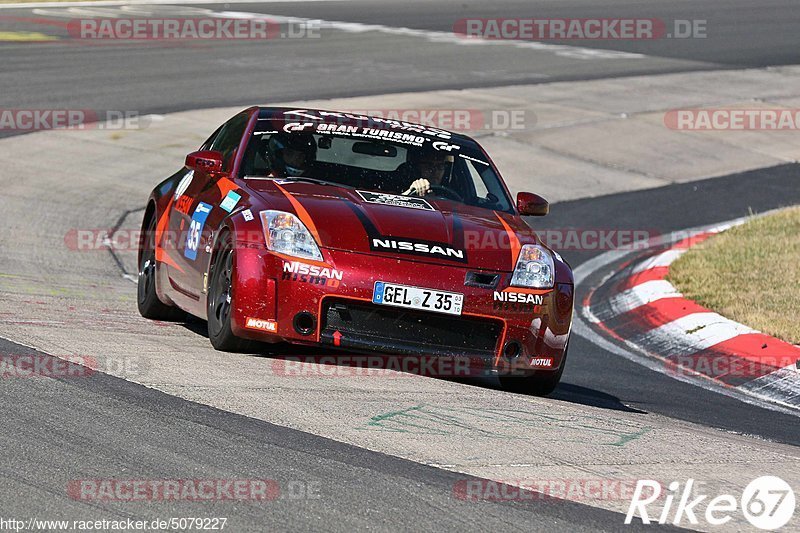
[{"left": 229, "top": 245, "right": 573, "bottom": 374}]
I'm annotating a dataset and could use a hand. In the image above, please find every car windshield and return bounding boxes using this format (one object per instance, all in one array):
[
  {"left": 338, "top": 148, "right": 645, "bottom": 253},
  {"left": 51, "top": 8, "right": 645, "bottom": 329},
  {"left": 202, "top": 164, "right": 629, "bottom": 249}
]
[{"left": 240, "top": 116, "right": 514, "bottom": 213}]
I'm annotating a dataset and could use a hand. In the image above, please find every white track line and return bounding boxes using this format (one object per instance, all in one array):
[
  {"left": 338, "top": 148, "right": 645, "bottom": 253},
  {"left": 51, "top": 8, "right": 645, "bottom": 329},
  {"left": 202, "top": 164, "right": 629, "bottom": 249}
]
[
  {"left": 5, "top": 2, "right": 649, "bottom": 61},
  {"left": 214, "top": 10, "right": 646, "bottom": 61},
  {"left": 3, "top": 2, "right": 650, "bottom": 61},
  {"left": 743, "top": 365, "right": 800, "bottom": 399}
]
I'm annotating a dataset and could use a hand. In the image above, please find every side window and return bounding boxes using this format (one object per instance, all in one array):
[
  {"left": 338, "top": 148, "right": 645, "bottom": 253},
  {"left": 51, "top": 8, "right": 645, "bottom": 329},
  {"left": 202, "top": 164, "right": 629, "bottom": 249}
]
[
  {"left": 465, "top": 159, "right": 490, "bottom": 197},
  {"left": 211, "top": 113, "right": 250, "bottom": 172},
  {"left": 456, "top": 156, "right": 512, "bottom": 212}
]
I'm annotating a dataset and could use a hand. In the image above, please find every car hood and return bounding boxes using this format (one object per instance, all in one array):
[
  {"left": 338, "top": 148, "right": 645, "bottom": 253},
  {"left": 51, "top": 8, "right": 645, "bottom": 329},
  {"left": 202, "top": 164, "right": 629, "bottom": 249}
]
[{"left": 248, "top": 180, "right": 538, "bottom": 272}]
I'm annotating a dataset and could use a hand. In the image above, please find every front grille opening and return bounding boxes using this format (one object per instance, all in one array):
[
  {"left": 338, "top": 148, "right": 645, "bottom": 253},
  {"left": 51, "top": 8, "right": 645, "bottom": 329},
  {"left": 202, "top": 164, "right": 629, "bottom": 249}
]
[{"left": 321, "top": 299, "right": 502, "bottom": 357}]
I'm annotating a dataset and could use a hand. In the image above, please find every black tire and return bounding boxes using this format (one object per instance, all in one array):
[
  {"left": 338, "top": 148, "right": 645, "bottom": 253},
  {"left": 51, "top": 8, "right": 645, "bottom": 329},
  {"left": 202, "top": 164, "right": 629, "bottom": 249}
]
[
  {"left": 498, "top": 343, "right": 569, "bottom": 396},
  {"left": 137, "top": 211, "right": 185, "bottom": 321},
  {"left": 207, "top": 232, "right": 252, "bottom": 352}
]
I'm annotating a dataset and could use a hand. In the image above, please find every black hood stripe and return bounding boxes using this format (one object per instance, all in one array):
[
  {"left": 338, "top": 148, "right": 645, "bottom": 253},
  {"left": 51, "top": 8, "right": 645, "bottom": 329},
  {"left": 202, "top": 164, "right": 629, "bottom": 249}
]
[{"left": 344, "top": 199, "right": 381, "bottom": 239}]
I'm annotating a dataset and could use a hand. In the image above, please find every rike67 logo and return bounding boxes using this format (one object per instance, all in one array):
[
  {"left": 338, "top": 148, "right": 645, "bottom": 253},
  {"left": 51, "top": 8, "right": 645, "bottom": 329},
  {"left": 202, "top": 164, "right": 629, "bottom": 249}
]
[{"left": 626, "top": 477, "right": 795, "bottom": 530}]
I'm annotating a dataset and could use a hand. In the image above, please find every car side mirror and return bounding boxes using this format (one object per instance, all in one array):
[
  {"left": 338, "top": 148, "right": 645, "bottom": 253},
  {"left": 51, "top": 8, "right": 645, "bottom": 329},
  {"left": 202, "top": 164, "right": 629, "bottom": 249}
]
[
  {"left": 517, "top": 192, "right": 549, "bottom": 216},
  {"left": 186, "top": 150, "right": 223, "bottom": 173}
]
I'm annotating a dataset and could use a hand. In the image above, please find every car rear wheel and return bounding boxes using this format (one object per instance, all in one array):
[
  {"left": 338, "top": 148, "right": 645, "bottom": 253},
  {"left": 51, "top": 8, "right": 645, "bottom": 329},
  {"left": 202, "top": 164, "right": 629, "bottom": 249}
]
[
  {"left": 498, "top": 343, "right": 568, "bottom": 396},
  {"left": 137, "top": 212, "right": 185, "bottom": 321},
  {"left": 207, "top": 232, "right": 252, "bottom": 352}
]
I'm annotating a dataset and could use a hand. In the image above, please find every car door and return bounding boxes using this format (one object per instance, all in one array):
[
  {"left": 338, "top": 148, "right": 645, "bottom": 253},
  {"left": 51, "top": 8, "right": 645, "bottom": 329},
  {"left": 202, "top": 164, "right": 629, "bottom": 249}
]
[{"left": 166, "top": 112, "right": 251, "bottom": 309}]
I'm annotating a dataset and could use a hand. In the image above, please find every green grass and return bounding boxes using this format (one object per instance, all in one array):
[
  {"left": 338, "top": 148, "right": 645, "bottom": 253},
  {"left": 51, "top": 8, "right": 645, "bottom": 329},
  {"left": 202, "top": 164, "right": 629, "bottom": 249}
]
[{"left": 668, "top": 206, "right": 800, "bottom": 345}]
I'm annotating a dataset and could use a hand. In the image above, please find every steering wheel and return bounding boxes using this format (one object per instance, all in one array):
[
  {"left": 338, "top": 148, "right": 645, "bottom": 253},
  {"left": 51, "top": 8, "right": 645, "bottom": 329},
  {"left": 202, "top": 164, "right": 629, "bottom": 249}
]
[{"left": 429, "top": 185, "right": 464, "bottom": 202}]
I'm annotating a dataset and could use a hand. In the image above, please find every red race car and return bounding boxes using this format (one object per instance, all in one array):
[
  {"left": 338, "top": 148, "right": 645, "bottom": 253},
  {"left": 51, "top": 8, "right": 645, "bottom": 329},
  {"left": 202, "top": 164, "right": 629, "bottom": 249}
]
[{"left": 137, "top": 107, "right": 573, "bottom": 394}]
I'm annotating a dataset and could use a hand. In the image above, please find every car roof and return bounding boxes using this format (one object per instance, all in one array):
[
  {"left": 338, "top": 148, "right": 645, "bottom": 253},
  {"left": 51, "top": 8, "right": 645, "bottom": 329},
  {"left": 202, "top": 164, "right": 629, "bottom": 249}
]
[{"left": 256, "top": 106, "right": 480, "bottom": 149}]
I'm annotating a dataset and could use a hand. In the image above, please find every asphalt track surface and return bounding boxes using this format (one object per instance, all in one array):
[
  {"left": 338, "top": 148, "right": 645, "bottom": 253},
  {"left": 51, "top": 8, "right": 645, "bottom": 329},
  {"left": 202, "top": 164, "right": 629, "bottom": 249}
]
[
  {"left": 1, "top": 1, "right": 799, "bottom": 530},
  {"left": 2, "top": 336, "right": 668, "bottom": 532},
  {"left": 166, "top": 0, "right": 800, "bottom": 65},
  {"left": 1, "top": 0, "right": 799, "bottom": 137}
]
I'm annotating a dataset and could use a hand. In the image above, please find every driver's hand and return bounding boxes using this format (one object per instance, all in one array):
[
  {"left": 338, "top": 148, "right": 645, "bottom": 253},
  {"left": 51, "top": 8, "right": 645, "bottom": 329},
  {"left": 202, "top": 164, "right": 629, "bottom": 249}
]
[{"left": 404, "top": 179, "right": 431, "bottom": 196}]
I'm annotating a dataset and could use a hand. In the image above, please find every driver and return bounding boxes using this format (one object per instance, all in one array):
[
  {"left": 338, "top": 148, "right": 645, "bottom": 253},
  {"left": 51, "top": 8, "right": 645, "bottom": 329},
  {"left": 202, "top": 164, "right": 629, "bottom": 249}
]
[
  {"left": 266, "top": 132, "right": 317, "bottom": 178},
  {"left": 402, "top": 148, "right": 452, "bottom": 196}
]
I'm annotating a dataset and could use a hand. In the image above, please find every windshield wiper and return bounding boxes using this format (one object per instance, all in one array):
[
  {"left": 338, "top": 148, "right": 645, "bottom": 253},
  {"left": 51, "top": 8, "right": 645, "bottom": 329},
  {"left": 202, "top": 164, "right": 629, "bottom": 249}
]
[
  {"left": 276, "top": 176, "right": 340, "bottom": 187},
  {"left": 243, "top": 175, "right": 339, "bottom": 187}
]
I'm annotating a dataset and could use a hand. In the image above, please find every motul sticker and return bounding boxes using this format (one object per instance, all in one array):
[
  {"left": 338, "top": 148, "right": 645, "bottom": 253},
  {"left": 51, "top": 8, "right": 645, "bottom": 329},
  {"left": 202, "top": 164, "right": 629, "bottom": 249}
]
[{"left": 245, "top": 317, "right": 277, "bottom": 333}]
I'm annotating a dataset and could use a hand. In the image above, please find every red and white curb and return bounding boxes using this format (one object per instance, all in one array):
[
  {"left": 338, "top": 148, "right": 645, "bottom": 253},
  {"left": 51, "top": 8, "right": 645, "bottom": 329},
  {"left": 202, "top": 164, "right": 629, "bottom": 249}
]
[{"left": 574, "top": 215, "right": 800, "bottom": 413}]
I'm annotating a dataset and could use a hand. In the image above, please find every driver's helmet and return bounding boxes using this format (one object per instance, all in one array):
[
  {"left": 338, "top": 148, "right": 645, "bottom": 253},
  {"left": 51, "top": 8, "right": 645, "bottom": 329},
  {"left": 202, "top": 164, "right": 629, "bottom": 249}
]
[
  {"left": 267, "top": 133, "right": 317, "bottom": 177},
  {"left": 409, "top": 143, "right": 452, "bottom": 184}
]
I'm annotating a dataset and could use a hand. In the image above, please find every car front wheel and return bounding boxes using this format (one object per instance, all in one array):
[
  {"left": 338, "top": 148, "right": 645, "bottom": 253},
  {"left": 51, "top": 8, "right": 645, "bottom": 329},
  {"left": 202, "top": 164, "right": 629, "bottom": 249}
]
[{"left": 207, "top": 232, "right": 251, "bottom": 352}]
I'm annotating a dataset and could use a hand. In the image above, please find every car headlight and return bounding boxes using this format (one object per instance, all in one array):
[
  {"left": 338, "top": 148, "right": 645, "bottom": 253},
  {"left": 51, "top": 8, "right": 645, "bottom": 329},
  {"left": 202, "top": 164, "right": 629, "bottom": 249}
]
[
  {"left": 259, "top": 210, "right": 323, "bottom": 261},
  {"left": 510, "top": 244, "right": 554, "bottom": 289}
]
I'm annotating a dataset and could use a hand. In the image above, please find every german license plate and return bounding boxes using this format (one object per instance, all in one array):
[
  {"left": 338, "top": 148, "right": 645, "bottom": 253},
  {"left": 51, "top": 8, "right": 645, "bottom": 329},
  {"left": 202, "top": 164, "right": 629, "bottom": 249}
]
[{"left": 372, "top": 282, "right": 463, "bottom": 316}]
